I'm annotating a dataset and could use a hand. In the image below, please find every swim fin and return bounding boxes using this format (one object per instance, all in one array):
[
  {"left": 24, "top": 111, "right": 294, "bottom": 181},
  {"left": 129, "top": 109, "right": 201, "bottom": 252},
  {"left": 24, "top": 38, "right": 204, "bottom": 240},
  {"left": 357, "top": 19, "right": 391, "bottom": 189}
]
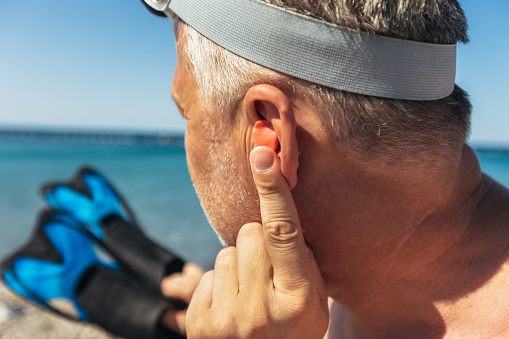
[
  {"left": 0, "top": 210, "right": 184, "bottom": 339},
  {"left": 41, "top": 166, "right": 185, "bottom": 299}
]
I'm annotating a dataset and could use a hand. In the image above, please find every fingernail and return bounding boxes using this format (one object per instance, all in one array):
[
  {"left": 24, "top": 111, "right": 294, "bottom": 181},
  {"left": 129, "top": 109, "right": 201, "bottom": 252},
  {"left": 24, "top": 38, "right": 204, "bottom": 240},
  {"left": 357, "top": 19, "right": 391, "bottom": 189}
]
[{"left": 251, "top": 147, "right": 275, "bottom": 172}]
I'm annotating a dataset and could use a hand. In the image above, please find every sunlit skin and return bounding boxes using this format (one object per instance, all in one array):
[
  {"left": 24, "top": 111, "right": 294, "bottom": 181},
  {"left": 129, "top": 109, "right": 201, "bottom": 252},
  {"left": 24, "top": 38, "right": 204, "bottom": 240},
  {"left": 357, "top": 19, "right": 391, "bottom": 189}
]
[
  {"left": 162, "top": 30, "right": 509, "bottom": 339},
  {"left": 166, "top": 32, "right": 331, "bottom": 338},
  {"left": 171, "top": 36, "right": 260, "bottom": 246},
  {"left": 169, "top": 33, "right": 324, "bottom": 247}
]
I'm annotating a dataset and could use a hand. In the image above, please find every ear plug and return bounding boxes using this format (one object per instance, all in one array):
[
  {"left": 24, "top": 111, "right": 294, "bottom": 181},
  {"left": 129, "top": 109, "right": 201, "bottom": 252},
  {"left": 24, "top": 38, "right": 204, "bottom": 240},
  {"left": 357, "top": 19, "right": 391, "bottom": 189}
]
[{"left": 251, "top": 120, "right": 278, "bottom": 150}]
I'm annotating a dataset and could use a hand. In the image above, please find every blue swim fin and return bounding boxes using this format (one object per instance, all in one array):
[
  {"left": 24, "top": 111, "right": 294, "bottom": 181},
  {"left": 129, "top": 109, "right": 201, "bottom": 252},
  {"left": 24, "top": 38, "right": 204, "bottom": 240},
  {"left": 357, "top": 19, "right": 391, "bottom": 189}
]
[
  {"left": 41, "top": 167, "right": 185, "bottom": 299},
  {"left": 0, "top": 210, "right": 184, "bottom": 339}
]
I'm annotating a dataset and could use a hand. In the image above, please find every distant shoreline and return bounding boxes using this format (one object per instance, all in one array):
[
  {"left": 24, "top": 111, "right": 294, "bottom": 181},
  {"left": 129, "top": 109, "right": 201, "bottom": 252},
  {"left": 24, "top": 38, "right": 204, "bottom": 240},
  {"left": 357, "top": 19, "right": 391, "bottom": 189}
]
[{"left": 0, "top": 128, "right": 185, "bottom": 147}]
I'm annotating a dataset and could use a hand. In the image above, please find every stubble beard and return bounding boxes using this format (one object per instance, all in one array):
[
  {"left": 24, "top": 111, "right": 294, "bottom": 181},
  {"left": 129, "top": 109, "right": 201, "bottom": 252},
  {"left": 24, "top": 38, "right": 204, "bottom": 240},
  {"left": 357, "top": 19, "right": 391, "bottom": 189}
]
[{"left": 188, "top": 121, "right": 261, "bottom": 247}]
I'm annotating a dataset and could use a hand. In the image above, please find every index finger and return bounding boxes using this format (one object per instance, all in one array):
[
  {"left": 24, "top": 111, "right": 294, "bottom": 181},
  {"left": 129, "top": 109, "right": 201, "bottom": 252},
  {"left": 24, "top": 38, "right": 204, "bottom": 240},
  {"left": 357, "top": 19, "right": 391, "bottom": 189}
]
[{"left": 249, "top": 146, "right": 312, "bottom": 291}]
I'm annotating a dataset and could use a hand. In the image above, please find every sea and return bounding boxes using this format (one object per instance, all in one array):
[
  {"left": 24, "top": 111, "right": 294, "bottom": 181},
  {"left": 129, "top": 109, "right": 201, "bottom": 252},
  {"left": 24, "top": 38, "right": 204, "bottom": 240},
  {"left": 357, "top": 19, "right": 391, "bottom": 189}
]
[
  {"left": 0, "top": 130, "right": 223, "bottom": 270},
  {"left": 0, "top": 129, "right": 508, "bottom": 270}
]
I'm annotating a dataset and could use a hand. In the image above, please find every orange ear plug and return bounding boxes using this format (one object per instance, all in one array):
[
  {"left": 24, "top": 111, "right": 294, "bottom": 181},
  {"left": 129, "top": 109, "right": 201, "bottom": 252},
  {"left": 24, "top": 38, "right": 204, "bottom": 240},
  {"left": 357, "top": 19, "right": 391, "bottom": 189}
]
[{"left": 251, "top": 120, "right": 279, "bottom": 150}]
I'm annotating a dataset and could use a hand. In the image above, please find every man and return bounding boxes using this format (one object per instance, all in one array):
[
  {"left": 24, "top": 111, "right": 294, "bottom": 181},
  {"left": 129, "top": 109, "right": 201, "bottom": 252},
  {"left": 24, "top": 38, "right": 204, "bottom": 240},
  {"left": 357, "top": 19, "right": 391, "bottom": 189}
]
[{"left": 146, "top": 0, "right": 509, "bottom": 337}]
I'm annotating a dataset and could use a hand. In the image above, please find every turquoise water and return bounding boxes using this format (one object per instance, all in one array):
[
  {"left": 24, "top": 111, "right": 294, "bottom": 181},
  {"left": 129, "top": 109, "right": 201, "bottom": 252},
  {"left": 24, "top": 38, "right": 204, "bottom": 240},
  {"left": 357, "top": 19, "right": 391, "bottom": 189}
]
[
  {"left": 0, "top": 141, "right": 222, "bottom": 269},
  {"left": 475, "top": 148, "right": 509, "bottom": 186},
  {"left": 0, "top": 141, "right": 508, "bottom": 270}
]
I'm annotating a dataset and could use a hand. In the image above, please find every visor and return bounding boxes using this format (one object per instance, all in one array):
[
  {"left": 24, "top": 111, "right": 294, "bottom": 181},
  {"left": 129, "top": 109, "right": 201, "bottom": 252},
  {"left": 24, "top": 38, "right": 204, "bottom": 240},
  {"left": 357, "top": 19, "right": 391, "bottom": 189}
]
[
  {"left": 142, "top": 0, "right": 457, "bottom": 101},
  {"left": 142, "top": 0, "right": 181, "bottom": 36}
]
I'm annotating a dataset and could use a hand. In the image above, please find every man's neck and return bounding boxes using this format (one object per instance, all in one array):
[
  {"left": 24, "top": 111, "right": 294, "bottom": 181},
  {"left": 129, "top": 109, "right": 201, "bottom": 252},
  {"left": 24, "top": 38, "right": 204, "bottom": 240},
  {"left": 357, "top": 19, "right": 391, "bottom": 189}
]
[{"left": 298, "top": 145, "right": 509, "bottom": 338}]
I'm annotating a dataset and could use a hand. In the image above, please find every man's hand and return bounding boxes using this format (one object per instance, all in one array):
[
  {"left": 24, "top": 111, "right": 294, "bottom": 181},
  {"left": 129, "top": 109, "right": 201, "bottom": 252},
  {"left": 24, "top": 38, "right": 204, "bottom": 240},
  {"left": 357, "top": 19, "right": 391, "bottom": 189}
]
[
  {"left": 185, "top": 146, "right": 329, "bottom": 338},
  {"left": 161, "top": 262, "right": 205, "bottom": 335}
]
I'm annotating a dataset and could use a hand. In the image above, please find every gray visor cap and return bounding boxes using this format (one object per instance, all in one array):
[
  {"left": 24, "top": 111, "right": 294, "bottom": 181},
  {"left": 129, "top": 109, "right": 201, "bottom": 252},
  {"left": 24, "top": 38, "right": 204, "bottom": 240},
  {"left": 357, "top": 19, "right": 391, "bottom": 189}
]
[{"left": 149, "top": 0, "right": 457, "bottom": 101}]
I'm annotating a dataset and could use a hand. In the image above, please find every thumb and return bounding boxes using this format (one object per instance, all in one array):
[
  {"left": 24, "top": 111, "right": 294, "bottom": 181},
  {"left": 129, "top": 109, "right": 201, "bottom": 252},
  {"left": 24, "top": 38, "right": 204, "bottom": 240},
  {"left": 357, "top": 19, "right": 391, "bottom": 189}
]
[{"left": 250, "top": 146, "right": 311, "bottom": 290}]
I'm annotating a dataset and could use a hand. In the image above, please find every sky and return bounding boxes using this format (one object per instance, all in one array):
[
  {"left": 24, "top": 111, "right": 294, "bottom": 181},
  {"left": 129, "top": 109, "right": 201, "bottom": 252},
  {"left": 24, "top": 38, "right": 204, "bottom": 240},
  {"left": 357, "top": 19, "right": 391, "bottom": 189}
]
[{"left": 0, "top": 1, "right": 508, "bottom": 144}]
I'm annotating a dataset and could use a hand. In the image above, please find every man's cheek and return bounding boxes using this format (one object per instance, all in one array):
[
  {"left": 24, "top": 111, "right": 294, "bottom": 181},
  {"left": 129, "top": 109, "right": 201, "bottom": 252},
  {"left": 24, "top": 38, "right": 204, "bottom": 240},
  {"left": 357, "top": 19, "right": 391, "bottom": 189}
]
[{"left": 185, "top": 136, "right": 208, "bottom": 175}]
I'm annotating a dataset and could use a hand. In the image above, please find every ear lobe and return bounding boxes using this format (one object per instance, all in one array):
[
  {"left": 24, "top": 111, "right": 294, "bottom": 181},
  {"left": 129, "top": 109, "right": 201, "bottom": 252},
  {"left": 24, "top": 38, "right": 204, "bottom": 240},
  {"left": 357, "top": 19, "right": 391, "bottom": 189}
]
[{"left": 252, "top": 120, "right": 279, "bottom": 150}]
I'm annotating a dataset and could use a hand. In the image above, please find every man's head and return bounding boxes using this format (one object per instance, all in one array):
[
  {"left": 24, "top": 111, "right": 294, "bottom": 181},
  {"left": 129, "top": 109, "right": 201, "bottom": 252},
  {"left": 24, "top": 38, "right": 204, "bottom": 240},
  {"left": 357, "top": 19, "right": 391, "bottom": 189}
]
[{"left": 170, "top": 0, "right": 472, "bottom": 245}]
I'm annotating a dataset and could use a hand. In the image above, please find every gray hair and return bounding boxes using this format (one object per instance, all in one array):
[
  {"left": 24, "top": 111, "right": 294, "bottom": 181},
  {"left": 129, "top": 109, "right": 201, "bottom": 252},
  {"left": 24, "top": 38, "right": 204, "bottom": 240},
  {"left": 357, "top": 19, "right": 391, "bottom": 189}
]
[{"left": 181, "top": 0, "right": 472, "bottom": 164}]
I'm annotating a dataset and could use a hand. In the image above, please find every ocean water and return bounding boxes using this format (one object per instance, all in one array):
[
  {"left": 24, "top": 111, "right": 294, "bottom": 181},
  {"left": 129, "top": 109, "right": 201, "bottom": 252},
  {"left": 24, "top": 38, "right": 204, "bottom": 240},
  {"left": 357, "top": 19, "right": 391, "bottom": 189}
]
[
  {"left": 0, "top": 141, "right": 508, "bottom": 270},
  {"left": 0, "top": 141, "right": 222, "bottom": 270},
  {"left": 475, "top": 148, "right": 509, "bottom": 186}
]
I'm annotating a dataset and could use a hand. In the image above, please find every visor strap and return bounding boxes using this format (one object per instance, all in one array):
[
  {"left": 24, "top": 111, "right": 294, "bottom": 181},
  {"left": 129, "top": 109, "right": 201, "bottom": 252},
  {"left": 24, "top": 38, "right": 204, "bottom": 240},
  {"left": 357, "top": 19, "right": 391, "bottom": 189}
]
[{"left": 169, "top": 0, "right": 456, "bottom": 101}]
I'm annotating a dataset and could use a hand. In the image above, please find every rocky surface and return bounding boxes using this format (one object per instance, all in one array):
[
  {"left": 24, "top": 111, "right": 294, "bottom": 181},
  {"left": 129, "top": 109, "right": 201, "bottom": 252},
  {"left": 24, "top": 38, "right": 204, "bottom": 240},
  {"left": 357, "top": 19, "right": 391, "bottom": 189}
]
[{"left": 0, "top": 284, "right": 117, "bottom": 339}]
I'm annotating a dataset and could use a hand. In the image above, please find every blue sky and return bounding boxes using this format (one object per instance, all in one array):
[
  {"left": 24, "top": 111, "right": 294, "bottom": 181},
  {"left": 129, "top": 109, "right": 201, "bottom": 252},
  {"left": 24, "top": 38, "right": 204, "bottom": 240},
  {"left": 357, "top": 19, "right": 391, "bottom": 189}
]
[{"left": 0, "top": 1, "right": 508, "bottom": 144}]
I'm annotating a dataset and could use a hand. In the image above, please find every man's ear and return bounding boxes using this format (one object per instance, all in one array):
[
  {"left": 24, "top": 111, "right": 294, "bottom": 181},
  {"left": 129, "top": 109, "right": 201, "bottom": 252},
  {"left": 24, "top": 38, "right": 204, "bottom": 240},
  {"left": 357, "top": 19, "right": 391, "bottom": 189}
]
[{"left": 243, "top": 84, "right": 299, "bottom": 189}]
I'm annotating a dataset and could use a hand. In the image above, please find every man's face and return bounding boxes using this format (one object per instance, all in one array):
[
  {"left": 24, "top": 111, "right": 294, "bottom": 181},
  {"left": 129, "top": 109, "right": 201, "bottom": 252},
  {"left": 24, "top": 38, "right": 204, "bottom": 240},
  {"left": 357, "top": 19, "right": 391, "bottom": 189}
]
[{"left": 171, "top": 35, "right": 260, "bottom": 246}]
